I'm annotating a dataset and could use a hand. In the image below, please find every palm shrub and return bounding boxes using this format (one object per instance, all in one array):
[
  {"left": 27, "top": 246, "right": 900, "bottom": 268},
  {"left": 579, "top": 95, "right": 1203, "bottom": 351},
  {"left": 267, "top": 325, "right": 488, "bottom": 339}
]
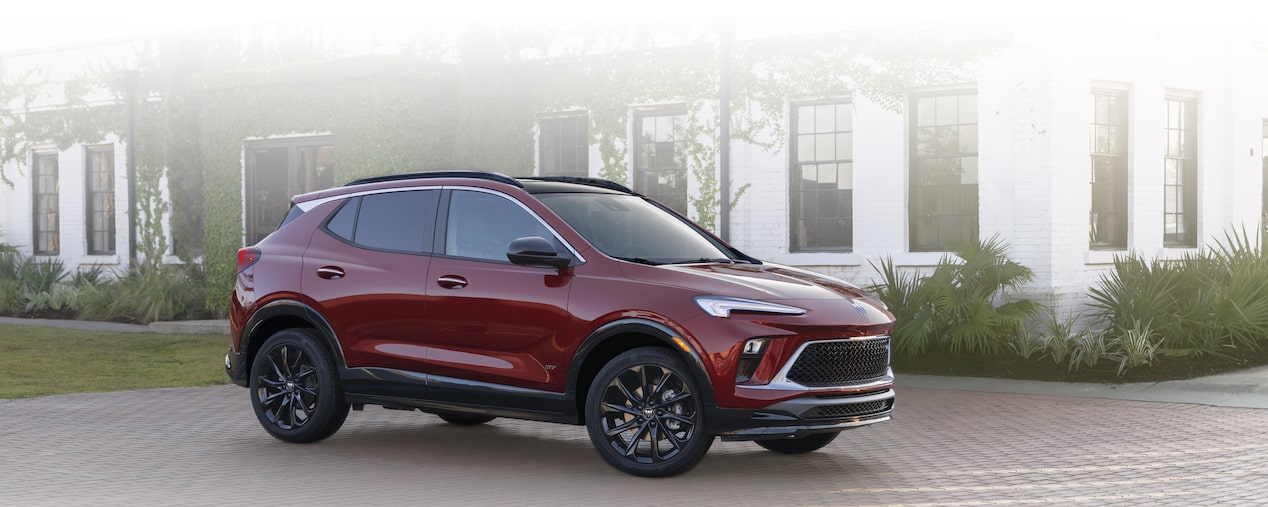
[
  {"left": 870, "top": 235, "right": 1040, "bottom": 355},
  {"left": 1088, "top": 228, "right": 1268, "bottom": 358}
]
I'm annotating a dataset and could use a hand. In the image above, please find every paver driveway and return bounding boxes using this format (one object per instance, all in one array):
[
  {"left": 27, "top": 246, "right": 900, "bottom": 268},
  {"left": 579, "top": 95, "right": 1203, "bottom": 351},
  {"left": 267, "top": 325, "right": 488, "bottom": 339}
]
[{"left": 1, "top": 385, "right": 1265, "bottom": 506}]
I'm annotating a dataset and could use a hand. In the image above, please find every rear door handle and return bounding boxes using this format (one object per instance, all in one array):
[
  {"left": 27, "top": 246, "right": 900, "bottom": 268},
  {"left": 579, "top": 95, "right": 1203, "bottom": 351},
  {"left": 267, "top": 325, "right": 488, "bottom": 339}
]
[
  {"left": 437, "top": 275, "right": 468, "bottom": 289},
  {"left": 317, "top": 266, "right": 345, "bottom": 280}
]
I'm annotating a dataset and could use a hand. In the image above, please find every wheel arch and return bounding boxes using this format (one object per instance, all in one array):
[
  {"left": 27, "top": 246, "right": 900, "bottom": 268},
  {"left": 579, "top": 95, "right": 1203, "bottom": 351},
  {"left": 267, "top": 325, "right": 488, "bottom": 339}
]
[
  {"left": 567, "top": 318, "right": 717, "bottom": 424},
  {"left": 238, "top": 300, "right": 344, "bottom": 382}
]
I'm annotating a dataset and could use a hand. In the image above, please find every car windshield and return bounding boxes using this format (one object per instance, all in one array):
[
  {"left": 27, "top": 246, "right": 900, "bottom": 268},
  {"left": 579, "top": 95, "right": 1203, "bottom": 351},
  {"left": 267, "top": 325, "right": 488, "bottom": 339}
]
[{"left": 536, "top": 193, "right": 736, "bottom": 265}]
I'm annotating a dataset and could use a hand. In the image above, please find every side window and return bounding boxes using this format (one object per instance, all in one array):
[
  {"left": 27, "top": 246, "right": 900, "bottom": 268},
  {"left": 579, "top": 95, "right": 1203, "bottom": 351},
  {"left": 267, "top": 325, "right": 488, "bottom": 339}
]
[
  {"left": 445, "top": 190, "right": 559, "bottom": 262},
  {"left": 325, "top": 197, "right": 359, "bottom": 241},
  {"left": 323, "top": 191, "right": 438, "bottom": 254}
]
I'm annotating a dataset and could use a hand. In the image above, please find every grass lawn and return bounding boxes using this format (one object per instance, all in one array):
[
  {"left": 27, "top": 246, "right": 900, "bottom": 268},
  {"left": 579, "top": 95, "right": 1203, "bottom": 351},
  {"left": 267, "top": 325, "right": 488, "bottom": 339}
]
[{"left": 0, "top": 324, "right": 229, "bottom": 399}]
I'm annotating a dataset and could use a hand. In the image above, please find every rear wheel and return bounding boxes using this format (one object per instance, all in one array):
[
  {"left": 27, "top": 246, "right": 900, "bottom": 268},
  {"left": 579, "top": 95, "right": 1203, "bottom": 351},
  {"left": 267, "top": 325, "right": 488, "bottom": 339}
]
[
  {"left": 249, "top": 328, "right": 350, "bottom": 443},
  {"left": 585, "top": 347, "right": 713, "bottom": 477},
  {"left": 754, "top": 431, "right": 840, "bottom": 454},
  {"left": 436, "top": 412, "right": 496, "bottom": 426}
]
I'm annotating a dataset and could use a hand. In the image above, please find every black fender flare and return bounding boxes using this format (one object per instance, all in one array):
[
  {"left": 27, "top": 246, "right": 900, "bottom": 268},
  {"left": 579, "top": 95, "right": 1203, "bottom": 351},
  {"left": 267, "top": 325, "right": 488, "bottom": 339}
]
[
  {"left": 566, "top": 318, "right": 718, "bottom": 409},
  {"left": 238, "top": 299, "right": 345, "bottom": 373}
]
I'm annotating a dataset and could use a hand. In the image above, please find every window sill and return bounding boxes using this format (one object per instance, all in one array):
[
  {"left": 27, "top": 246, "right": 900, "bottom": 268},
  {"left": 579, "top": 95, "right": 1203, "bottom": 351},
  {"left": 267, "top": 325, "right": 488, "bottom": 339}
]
[
  {"left": 1084, "top": 250, "right": 1125, "bottom": 265},
  {"left": 770, "top": 251, "right": 860, "bottom": 267}
]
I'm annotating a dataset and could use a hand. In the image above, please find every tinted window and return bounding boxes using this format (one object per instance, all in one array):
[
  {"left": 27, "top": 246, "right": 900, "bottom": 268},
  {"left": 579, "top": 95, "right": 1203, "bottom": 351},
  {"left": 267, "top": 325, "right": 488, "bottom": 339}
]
[
  {"left": 536, "top": 193, "right": 732, "bottom": 264},
  {"left": 446, "top": 190, "right": 558, "bottom": 262},
  {"left": 324, "top": 197, "right": 359, "bottom": 241},
  {"left": 350, "top": 191, "right": 437, "bottom": 253}
]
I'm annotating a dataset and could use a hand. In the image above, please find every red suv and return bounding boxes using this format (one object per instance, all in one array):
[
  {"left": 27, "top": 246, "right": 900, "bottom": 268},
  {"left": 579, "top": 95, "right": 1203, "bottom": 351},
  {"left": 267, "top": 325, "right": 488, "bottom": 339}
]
[{"left": 227, "top": 172, "right": 895, "bottom": 477}]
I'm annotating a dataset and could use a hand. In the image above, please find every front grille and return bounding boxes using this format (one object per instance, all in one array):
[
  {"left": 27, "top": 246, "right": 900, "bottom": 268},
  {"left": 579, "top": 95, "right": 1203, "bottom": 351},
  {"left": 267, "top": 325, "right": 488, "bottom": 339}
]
[
  {"left": 785, "top": 337, "right": 890, "bottom": 387},
  {"left": 802, "top": 398, "right": 894, "bottom": 419}
]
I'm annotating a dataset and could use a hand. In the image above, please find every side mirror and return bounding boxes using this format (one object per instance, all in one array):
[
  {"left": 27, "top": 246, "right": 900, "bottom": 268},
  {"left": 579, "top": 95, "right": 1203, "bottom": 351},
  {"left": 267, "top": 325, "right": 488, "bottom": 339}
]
[{"left": 507, "top": 236, "right": 571, "bottom": 269}]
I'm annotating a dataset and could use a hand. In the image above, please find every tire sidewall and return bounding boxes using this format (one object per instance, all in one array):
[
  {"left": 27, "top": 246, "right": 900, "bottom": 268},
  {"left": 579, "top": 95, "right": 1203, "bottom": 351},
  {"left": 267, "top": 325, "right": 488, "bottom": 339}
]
[
  {"left": 249, "top": 328, "right": 349, "bottom": 443},
  {"left": 584, "top": 346, "right": 714, "bottom": 477}
]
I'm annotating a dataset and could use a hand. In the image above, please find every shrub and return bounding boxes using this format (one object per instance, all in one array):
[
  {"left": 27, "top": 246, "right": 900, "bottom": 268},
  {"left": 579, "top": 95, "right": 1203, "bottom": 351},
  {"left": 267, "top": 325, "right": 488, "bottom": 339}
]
[
  {"left": 76, "top": 263, "right": 210, "bottom": 323},
  {"left": 871, "top": 235, "right": 1040, "bottom": 355},
  {"left": 1088, "top": 228, "right": 1268, "bottom": 359}
]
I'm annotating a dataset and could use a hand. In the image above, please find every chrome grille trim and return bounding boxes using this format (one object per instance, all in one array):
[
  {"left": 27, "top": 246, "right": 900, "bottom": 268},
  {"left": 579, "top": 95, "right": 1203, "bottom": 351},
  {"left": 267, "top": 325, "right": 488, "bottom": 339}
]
[{"left": 737, "top": 335, "right": 892, "bottom": 392}]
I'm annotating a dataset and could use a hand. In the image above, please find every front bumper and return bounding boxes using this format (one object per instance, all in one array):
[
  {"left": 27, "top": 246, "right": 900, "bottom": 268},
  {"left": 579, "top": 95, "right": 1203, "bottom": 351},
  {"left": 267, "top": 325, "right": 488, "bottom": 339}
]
[{"left": 708, "top": 388, "right": 895, "bottom": 441}]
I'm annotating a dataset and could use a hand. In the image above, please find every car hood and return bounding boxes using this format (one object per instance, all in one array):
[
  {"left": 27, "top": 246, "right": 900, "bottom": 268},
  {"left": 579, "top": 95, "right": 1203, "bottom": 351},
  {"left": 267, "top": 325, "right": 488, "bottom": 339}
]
[{"left": 621, "top": 261, "right": 879, "bottom": 302}]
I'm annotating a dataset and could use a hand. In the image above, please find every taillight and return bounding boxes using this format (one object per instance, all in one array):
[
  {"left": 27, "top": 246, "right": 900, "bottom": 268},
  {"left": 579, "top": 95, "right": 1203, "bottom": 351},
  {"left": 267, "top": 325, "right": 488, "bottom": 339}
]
[{"left": 237, "top": 247, "right": 261, "bottom": 272}]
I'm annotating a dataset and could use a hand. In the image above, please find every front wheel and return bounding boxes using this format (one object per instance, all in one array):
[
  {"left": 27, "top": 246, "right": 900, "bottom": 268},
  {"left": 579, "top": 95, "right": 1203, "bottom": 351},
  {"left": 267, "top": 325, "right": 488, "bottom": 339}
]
[
  {"left": 585, "top": 347, "right": 713, "bottom": 477},
  {"left": 754, "top": 431, "right": 840, "bottom": 454},
  {"left": 249, "top": 328, "right": 350, "bottom": 443}
]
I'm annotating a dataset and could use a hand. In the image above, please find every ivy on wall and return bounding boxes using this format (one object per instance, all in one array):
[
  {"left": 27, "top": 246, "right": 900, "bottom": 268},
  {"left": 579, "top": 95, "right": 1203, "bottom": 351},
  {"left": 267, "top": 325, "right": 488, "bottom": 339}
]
[{"left": 1, "top": 22, "right": 1000, "bottom": 315}]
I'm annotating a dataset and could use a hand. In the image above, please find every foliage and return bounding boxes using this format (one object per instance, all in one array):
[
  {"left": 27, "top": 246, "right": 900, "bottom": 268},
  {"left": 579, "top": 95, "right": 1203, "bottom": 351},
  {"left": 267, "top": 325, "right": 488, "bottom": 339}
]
[
  {"left": 76, "top": 264, "right": 210, "bottom": 324},
  {"left": 1110, "top": 320, "right": 1160, "bottom": 376},
  {"left": 1088, "top": 228, "right": 1268, "bottom": 359},
  {"left": 870, "top": 235, "right": 1039, "bottom": 355}
]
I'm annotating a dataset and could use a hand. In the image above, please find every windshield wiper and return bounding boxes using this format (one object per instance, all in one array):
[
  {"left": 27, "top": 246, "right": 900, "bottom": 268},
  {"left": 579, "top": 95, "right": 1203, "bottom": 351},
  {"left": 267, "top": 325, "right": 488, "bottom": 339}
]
[
  {"left": 664, "top": 258, "right": 736, "bottom": 265},
  {"left": 613, "top": 256, "right": 661, "bottom": 266}
]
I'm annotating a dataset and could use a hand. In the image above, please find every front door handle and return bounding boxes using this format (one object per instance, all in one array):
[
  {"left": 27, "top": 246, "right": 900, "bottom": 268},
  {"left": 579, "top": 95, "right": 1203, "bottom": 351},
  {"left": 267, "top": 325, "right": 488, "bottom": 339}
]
[
  {"left": 317, "top": 266, "right": 345, "bottom": 280},
  {"left": 437, "top": 275, "right": 468, "bottom": 289}
]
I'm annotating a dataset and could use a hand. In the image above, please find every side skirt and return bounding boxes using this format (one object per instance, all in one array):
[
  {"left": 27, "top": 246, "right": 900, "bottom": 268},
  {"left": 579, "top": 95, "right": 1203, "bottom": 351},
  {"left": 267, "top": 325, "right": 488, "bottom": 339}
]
[{"left": 340, "top": 367, "right": 580, "bottom": 425}]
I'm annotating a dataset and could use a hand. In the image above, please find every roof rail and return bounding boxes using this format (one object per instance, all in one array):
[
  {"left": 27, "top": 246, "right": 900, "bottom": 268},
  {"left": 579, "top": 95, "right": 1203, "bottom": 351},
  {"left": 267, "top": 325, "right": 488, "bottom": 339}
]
[
  {"left": 343, "top": 171, "right": 524, "bottom": 188},
  {"left": 520, "top": 176, "right": 635, "bottom": 194}
]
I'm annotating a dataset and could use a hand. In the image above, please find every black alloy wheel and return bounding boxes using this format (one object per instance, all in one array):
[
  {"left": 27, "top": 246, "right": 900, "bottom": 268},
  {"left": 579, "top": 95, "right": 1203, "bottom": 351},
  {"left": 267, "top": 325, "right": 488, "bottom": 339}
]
[
  {"left": 585, "top": 347, "right": 713, "bottom": 477},
  {"left": 249, "top": 328, "right": 350, "bottom": 443},
  {"left": 754, "top": 431, "right": 841, "bottom": 454}
]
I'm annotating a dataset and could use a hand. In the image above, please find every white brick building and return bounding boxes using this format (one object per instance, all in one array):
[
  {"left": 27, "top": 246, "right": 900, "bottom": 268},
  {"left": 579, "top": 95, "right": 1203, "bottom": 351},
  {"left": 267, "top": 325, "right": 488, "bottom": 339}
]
[{"left": 2, "top": 18, "right": 1266, "bottom": 316}]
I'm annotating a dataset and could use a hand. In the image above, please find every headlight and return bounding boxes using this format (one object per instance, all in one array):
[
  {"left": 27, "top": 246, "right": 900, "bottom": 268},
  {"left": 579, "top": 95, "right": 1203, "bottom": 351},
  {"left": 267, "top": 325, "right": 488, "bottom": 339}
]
[{"left": 693, "top": 296, "right": 807, "bottom": 318}]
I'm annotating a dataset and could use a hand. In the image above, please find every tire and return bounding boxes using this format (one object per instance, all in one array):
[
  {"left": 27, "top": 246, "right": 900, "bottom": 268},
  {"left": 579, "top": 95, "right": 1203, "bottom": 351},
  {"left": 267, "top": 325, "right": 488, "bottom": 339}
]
[
  {"left": 249, "top": 328, "right": 350, "bottom": 443},
  {"left": 436, "top": 412, "right": 497, "bottom": 426},
  {"left": 754, "top": 431, "right": 840, "bottom": 454},
  {"left": 585, "top": 347, "right": 713, "bottom": 477}
]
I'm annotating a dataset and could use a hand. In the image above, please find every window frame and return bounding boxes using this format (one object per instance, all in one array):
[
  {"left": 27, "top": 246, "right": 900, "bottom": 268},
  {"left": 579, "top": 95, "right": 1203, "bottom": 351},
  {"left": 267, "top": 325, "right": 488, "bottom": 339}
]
[
  {"left": 908, "top": 88, "right": 980, "bottom": 252},
  {"left": 85, "top": 145, "right": 116, "bottom": 255},
  {"left": 537, "top": 112, "right": 590, "bottom": 178},
  {"left": 789, "top": 98, "right": 855, "bottom": 252},
  {"left": 31, "top": 150, "right": 60, "bottom": 256},
  {"left": 1163, "top": 94, "right": 1198, "bottom": 248},
  {"left": 319, "top": 191, "right": 440, "bottom": 256},
  {"left": 631, "top": 106, "right": 690, "bottom": 216},
  {"left": 1089, "top": 88, "right": 1130, "bottom": 250}
]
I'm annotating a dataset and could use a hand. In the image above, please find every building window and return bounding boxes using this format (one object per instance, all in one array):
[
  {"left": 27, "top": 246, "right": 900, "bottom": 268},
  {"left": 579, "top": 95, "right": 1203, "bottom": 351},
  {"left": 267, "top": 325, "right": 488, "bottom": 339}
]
[
  {"left": 245, "top": 136, "right": 335, "bottom": 245},
  {"left": 1261, "top": 121, "right": 1267, "bottom": 230},
  {"left": 633, "top": 108, "right": 689, "bottom": 215},
  {"left": 910, "top": 90, "right": 978, "bottom": 252},
  {"left": 1163, "top": 96, "right": 1197, "bottom": 247},
  {"left": 32, "top": 152, "right": 59, "bottom": 255},
  {"left": 85, "top": 146, "right": 115, "bottom": 255},
  {"left": 1090, "top": 90, "right": 1129, "bottom": 250},
  {"left": 791, "top": 100, "right": 853, "bottom": 251},
  {"left": 538, "top": 114, "right": 589, "bottom": 177}
]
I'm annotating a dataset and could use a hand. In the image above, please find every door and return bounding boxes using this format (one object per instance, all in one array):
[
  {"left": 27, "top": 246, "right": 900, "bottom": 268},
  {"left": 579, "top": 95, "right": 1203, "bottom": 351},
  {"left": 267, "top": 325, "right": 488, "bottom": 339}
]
[
  {"left": 301, "top": 190, "right": 439, "bottom": 374},
  {"left": 425, "top": 189, "right": 574, "bottom": 393}
]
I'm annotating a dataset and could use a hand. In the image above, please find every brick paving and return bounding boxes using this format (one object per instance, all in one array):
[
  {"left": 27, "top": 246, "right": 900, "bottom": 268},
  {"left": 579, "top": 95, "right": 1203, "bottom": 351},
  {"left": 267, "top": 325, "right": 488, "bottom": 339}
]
[{"left": 1, "top": 385, "right": 1265, "bottom": 506}]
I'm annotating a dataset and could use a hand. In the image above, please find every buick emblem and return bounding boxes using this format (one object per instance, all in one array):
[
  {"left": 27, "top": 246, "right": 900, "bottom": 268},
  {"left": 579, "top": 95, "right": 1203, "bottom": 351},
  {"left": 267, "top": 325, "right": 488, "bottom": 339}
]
[{"left": 850, "top": 300, "right": 869, "bottom": 316}]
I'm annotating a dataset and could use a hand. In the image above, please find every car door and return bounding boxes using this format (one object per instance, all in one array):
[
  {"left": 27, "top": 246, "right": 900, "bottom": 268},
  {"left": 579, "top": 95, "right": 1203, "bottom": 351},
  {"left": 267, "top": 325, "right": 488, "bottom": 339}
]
[
  {"left": 301, "top": 189, "right": 439, "bottom": 374},
  {"left": 424, "top": 188, "right": 574, "bottom": 395}
]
